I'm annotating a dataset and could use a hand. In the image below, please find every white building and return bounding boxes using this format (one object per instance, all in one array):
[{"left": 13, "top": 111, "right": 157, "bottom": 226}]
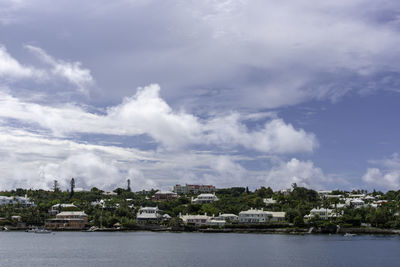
[
  {"left": 179, "top": 214, "right": 211, "bottom": 226},
  {"left": 346, "top": 198, "right": 365, "bottom": 208},
  {"left": 263, "top": 198, "right": 277, "bottom": 206},
  {"left": 215, "top": 213, "right": 238, "bottom": 222},
  {"left": 239, "top": 208, "right": 286, "bottom": 223},
  {"left": 304, "top": 208, "right": 339, "bottom": 220},
  {"left": 49, "top": 203, "right": 77, "bottom": 215},
  {"left": 0, "top": 195, "right": 35, "bottom": 206},
  {"left": 173, "top": 184, "right": 216, "bottom": 194},
  {"left": 136, "top": 207, "right": 162, "bottom": 224},
  {"left": 191, "top": 193, "right": 219, "bottom": 204}
]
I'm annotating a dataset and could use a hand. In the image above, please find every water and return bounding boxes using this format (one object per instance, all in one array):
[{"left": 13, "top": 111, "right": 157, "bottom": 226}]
[{"left": 1, "top": 232, "right": 399, "bottom": 267}]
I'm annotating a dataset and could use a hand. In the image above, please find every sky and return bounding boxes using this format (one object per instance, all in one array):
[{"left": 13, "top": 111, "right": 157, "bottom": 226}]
[{"left": 0, "top": 0, "right": 400, "bottom": 191}]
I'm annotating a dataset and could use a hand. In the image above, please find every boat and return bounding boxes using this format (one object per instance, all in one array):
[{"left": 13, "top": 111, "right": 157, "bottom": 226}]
[
  {"left": 34, "top": 228, "right": 52, "bottom": 234},
  {"left": 344, "top": 233, "right": 356, "bottom": 237}
]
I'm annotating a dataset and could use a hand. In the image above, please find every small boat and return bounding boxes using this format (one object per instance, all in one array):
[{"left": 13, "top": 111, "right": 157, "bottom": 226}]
[
  {"left": 344, "top": 233, "right": 356, "bottom": 237},
  {"left": 34, "top": 228, "right": 52, "bottom": 234}
]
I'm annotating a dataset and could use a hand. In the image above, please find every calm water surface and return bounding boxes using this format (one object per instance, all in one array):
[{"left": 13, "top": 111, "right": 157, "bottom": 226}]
[{"left": 0, "top": 231, "right": 399, "bottom": 267}]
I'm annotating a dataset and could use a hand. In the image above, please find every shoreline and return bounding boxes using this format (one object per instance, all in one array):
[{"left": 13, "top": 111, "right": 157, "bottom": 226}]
[{"left": 3, "top": 226, "right": 400, "bottom": 236}]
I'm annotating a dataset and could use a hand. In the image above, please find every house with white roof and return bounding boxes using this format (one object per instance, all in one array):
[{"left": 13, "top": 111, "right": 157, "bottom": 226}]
[
  {"left": 191, "top": 193, "right": 219, "bottom": 204},
  {"left": 0, "top": 195, "right": 35, "bottom": 206},
  {"left": 263, "top": 198, "right": 277, "bottom": 206},
  {"left": 179, "top": 213, "right": 211, "bottom": 226},
  {"left": 304, "top": 208, "right": 339, "bottom": 220},
  {"left": 215, "top": 213, "right": 239, "bottom": 222},
  {"left": 239, "top": 208, "right": 286, "bottom": 223},
  {"left": 345, "top": 198, "right": 365, "bottom": 208},
  {"left": 49, "top": 203, "right": 77, "bottom": 215},
  {"left": 136, "top": 207, "right": 162, "bottom": 224}
]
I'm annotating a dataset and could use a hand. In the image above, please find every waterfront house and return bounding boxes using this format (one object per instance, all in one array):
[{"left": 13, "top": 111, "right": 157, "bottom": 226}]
[
  {"left": 136, "top": 207, "right": 162, "bottom": 224},
  {"left": 239, "top": 208, "right": 270, "bottom": 223},
  {"left": 45, "top": 211, "right": 88, "bottom": 230},
  {"left": 215, "top": 213, "right": 239, "bottom": 222},
  {"left": 239, "top": 209, "right": 286, "bottom": 223},
  {"left": 179, "top": 213, "right": 211, "bottom": 226},
  {"left": 304, "top": 208, "right": 338, "bottom": 220},
  {"left": 191, "top": 193, "right": 219, "bottom": 204},
  {"left": 152, "top": 191, "right": 178, "bottom": 201}
]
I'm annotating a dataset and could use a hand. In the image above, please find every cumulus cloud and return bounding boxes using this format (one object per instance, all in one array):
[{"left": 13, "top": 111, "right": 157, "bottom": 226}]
[
  {"left": 362, "top": 153, "right": 400, "bottom": 189},
  {"left": 0, "top": 84, "right": 318, "bottom": 153},
  {"left": 265, "top": 158, "right": 326, "bottom": 190}
]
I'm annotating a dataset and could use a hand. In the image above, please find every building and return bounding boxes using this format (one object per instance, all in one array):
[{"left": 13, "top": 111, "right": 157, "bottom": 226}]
[
  {"left": 191, "top": 193, "right": 219, "bottom": 204},
  {"left": 179, "top": 213, "right": 211, "bottom": 226},
  {"left": 345, "top": 198, "right": 365, "bottom": 208},
  {"left": 215, "top": 213, "right": 239, "bottom": 222},
  {"left": 263, "top": 198, "right": 277, "bottom": 206},
  {"left": 0, "top": 195, "right": 35, "bottom": 206},
  {"left": 136, "top": 207, "right": 162, "bottom": 224},
  {"left": 45, "top": 211, "right": 88, "bottom": 230},
  {"left": 48, "top": 203, "right": 77, "bottom": 215},
  {"left": 173, "top": 184, "right": 216, "bottom": 194},
  {"left": 304, "top": 208, "right": 338, "bottom": 220},
  {"left": 268, "top": 212, "right": 286, "bottom": 222},
  {"left": 239, "top": 209, "right": 286, "bottom": 223},
  {"left": 239, "top": 209, "right": 271, "bottom": 223},
  {"left": 152, "top": 191, "right": 178, "bottom": 201}
]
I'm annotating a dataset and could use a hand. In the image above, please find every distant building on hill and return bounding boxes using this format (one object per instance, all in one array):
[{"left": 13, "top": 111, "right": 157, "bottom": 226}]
[
  {"left": 152, "top": 191, "right": 178, "bottom": 201},
  {"left": 0, "top": 195, "right": 35, "bottom": 206},
  {"left": 48, "top": 203, "right": 77, "bottom": 215},
  {"left": 173, "top": 184, "right": 216, "bottom": 194},
  {"left": 191, "top": 193, "right": 219, "bottom": 204}
]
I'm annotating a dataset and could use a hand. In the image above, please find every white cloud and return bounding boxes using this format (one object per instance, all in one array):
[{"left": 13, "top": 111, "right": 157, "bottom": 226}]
[
  {"left": 362, "top": 153, "right": 400, "bottom": 189},
  {"left": 0, "top": 45, "right": 45, "bottom": 80},
  {"left": 25, "top": 45, "right": 94, "bottom": 94},
  {"left": 0, "top": 84, "right": 318, "bottom": 153},
  {"left": 265, "top": 158, "right": 326, "bottom": 190}
]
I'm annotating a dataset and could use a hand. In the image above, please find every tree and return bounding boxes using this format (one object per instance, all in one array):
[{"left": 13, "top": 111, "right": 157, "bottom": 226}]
[{"left": 70, "top": 178, "right": 75, "bottom": 198}]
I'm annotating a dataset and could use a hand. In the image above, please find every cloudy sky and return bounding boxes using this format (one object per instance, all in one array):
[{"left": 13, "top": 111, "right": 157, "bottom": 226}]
[{"left": 1, "top": 0, "right": 400, "bottom": 191}]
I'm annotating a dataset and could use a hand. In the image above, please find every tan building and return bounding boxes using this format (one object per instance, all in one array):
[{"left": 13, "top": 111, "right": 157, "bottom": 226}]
[
  {"left": 152, "top": 191, "right": 178, "bottom": 201},
  {"left": 45, "top": 211, "right": 88, "bottom": 230}
]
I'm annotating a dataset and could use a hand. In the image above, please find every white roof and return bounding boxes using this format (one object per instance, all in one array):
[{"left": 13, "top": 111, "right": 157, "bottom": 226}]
[
  {"left": 56, "top": 211, "right": 87, "bottom": 216},
  {"left": 219, "top": 213, "right": 238, "bottom": 217},
  {"left": 137, "top": 213, "right": 160, "bottom": 219},
  {"left": 311, "top": 208, "right": 333, "bottom": 213},
  {"left": 52, "top": 203, "right": 76, "bottom": 208},
  {"left": 197, "top": 193, "right": 216, "bottom": 197},
  {"left": 239, "top": 209, "right": 267, "bottom": 215},
  {"left": 180, "top": 214, "right": 210, "bottom": 220},
  {"left": 268, "top": 211, "right": 286, "bottom": 217},
  {"left": 140, "top": 206, "right": 159, "bottom": 211}
]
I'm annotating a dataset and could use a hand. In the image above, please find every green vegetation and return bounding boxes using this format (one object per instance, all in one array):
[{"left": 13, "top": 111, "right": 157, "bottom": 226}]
[{"left": 1, "top": 184, "right": 400, "bottom": 230}]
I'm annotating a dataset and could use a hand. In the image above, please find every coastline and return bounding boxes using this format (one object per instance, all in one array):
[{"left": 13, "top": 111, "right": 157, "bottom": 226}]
[{"left": 3, "top": 226, "right": 400, "bottom": 235}]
